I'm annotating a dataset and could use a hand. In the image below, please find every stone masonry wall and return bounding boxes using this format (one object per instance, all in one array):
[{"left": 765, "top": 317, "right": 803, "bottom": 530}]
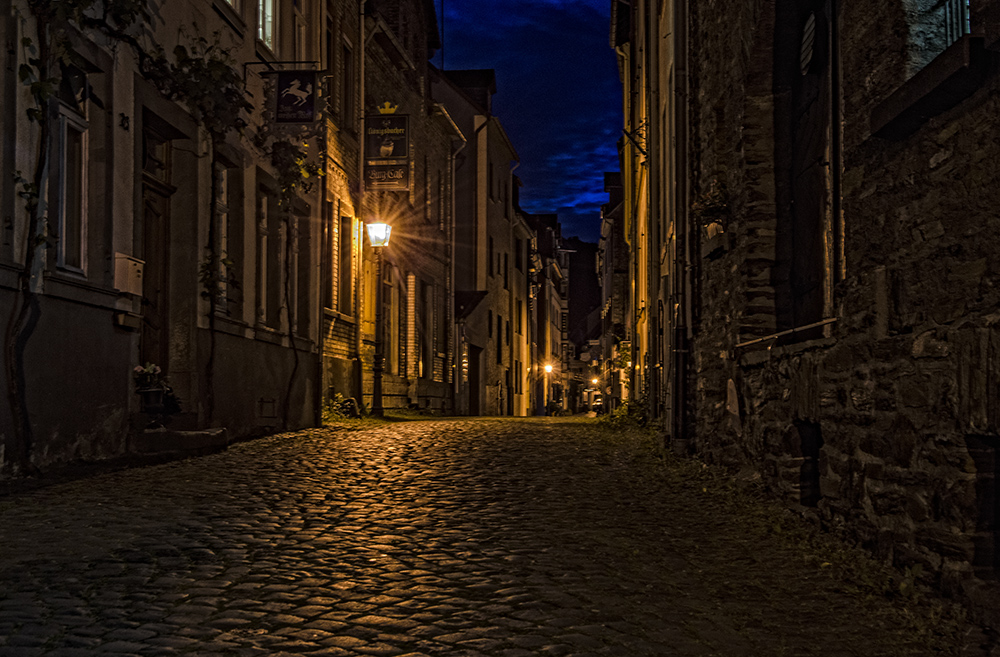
[{"left": 688, "top": 0, "right": 1000, "bottom": 619}]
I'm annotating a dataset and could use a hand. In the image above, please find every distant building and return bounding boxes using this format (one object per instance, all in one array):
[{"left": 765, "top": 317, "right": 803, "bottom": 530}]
[
  {"left": 598, "top": 172, "right": 629, "bottom": 411},
  {"left": 563, "top": 237, "right": 602, "bottom": 414},
  {"left": 431, "top": 67, "right": 521, "bottom": 415}
]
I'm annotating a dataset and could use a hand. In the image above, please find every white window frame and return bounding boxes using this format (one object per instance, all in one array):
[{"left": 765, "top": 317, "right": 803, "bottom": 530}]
[
  {"left": 56, "top": 104, "right": 88, "bottom": 275},
  {"left": 258, "top": 0, "right": 276, "bottom": 51}
]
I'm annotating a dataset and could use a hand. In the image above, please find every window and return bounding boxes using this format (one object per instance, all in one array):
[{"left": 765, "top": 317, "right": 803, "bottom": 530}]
[
  {"left": 516, "top": 299, "right": 523, "bottom": 334},
  {"left": 55, "top": 64, "right": 90, "bottom": 274},
  {"left": 944, "top": 0, "right": 970, "bottom": 47},
  {"left": 421, "top": 281, "right": 433, "bottom": 378},
  {"left": 397, "top": 280, "right": 407, "bottom": 376},
  {"left": 56, "top": 106, "right": 87, "bottom": 272},
  {"left": 258, "top": 0, "right": 275, "bottom": 50},
  {"left": 256, "top": 183, "right": 282, "bottom": 328},
  {"left": 385, "top": 269, "right": 395, "bottom": 374},
  {"left": 212, "top": 162, "right": 231, "bottom": 312},
  {"left": 437, "top": 174, "right": 445, "bottom": 231},
  {"left": 338, "top": 215, "right": 353, "bottom": 314},
  {"left": 266, "top": 201, "right": 283, "bottom": 329},
  {"left": 503, "top": 253, "right": 509, "bottom": 289},
  {"left": 496, "top": 314, "right": 503, "bottom": 364},
  {"left": 295, "top": 16, "right": 307, "bottom": 60},
  {"left": 341, "top": 43, "right": 355, "bottom": 128},
  {"left": 488, "top": 236, "right": 494, "bottom": 276},
  {"left": 297, "top": 215, "right": 311, "bottom": 336},
  {"left": 902, "top": 0, "right": 969, "bottom": 76},
  {"left": 322, "top": 202, "right": 334, "bottom": 310},
  {"left": 515, "top": 238, "right": 523, "bottom": 271}
]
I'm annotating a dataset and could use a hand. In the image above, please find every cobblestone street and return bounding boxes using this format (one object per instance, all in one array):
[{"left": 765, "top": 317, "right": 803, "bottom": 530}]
[{"left": 0, "top": 418, "right": 984, "bottom": 656}]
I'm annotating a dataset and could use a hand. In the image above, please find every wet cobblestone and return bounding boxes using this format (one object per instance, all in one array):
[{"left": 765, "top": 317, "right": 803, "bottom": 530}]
[{"left": 0, "top": 418, "right": 986, "bottom": 655}]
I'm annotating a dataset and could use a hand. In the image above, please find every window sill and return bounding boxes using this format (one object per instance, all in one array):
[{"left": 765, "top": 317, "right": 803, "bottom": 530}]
[
  {"left": 871, "top": 36, "right": 991, "bottom": 140},
  {"left": 325, "top": 308, "right": 356, "bottom": 323},
  {"left": 212, "top": 0, "right": 246, "bottom": 40}
]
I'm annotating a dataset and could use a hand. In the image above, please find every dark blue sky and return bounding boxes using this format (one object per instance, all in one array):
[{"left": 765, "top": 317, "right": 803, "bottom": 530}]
[{"left": 437, "top": 0, "right": 621, "bottom": 243}]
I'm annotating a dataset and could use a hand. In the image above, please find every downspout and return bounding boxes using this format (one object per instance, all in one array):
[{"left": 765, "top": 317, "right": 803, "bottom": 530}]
[
  {"left": 355, "top": 0, "right": 366, "bottom": 406},
  {"left": 672, "top": 0, "right": 690, "bottom": 451},
  {"left": 646, "top": 0, "right": 661, "bottom": 422},
  {"left": 432, "top": 102, "right": 467, "bottom": 415},
  {"left": 507, "top": 160, "right": 520, "bottom": 414}
]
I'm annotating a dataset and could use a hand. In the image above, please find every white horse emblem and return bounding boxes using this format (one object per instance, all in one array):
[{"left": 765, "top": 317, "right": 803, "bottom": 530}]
[{"left": 281, "top": 79, "right": 313, "bottom": 107}]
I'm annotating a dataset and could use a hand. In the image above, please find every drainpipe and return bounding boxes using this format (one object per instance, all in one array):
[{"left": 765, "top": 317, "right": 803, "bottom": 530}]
[
  {"left": 508, "top": 160, "right": 520, "bottom": 414},
  {"left": 672, "top": 0, "right": 690, "bottom": 451},
  {"left": 355, "top": 0, "right": 367, "bottom": 406},
  {"left": 432, "top": 102, "right": 467, "bottom": 414},
  {"left": 647, "top": 0, "right": 661, "bottom": 422}
]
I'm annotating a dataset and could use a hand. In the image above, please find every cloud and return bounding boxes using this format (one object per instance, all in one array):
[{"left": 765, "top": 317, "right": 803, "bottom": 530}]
[{"left": 438, "top": 0, "right": 621, "bottom": 242}]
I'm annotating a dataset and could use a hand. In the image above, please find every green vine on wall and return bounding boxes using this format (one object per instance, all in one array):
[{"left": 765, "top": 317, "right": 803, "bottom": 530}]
[
  {"left": 5, "top": 0, "right": 260, "bottom": 468},
  {"left": 262, "top": 136, "right": 322, "bottom": 430},
  {"left": 691, "top": 177, "right": 731, "bottom": 229}
]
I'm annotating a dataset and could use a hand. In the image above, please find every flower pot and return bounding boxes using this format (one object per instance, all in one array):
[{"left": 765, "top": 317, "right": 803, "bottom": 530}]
[{"left": 137, "top": 387, "right": 165, "bottom": 413}]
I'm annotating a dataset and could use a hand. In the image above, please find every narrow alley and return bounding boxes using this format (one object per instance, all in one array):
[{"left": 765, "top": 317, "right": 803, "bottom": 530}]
[{"left": 0, "top": 418, "right": 983, "bottom": 656}]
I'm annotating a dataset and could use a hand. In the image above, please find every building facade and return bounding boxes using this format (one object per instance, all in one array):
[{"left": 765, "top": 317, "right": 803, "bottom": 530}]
[
  {"left": 0, "top": 0, "right": 467, "bottom": 477},
  {"left": 431, "top": 67, "right": 524, "bottom": 416},
  {"left": 349, "top": 0, "right": 458, "bottom": 414},
  {"left": 618, "top": 0, "right": 1000, "bottom": 617},
  {"left": 0, "top": 0, "right": 335, "bottom": 476}
]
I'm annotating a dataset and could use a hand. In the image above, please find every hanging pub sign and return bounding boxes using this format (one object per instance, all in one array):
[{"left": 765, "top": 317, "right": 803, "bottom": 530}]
[
  {"left": 364, "top": 114, "right": 410, "bottom": 191},
  {"left": 275, "top": 70, "right": 317, "bottom": 123},
  {"left": 365, "top": 115, "right": 409, "bottom": 159},
  {"left": 366, "top": 162, "right": 410, "bottom": 190}
]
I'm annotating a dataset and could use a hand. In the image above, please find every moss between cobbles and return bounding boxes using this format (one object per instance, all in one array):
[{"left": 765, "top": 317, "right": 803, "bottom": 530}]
[{"left": 582, "top": 419, "right": 986, "bottom": 656}]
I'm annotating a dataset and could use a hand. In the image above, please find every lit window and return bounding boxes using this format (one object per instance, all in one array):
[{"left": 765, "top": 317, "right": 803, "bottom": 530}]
[{"left": 258, "top": 0, "right": 275, "bottom": 50}]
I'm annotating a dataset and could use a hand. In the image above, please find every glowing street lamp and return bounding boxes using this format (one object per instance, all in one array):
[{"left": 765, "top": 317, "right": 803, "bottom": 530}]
[
  {"left": 367, "top": 222, "right": 391, "bottom": 417},
  {"left": 543, "top": 364, "right": 553, "bottom": 415},
  {"left": 366, "top": 222, "right": 392, "bottom": 247}
]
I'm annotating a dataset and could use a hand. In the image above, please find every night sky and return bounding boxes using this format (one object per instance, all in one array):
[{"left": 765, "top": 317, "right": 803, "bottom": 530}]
[{"left": 437, "top": 0, "right": 622, "bottom": 244}]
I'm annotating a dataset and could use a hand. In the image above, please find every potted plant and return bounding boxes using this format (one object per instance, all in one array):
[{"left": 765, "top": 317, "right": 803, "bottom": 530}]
[{"left": 133, "top": 362, "right": 165, "bottom": 413}]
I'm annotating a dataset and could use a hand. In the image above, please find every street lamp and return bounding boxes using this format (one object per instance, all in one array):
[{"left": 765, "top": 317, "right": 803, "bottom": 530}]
[{"left": 367, "top": 221, "right": 391, "bottom": 417}]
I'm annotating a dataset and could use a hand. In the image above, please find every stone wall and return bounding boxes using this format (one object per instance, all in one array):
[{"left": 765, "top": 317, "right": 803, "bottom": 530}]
[{"left": 687, "top": 0, "right": 1000, "bottom": 618}]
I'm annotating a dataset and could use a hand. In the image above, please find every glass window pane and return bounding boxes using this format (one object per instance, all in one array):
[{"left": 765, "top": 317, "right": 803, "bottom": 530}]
[{"left": 63, "top": 124, "right": 85, "bottom": 270}]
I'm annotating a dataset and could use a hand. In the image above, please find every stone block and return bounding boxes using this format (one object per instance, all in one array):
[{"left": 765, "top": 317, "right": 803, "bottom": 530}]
[
  {"left": 907, "top": 491, "right": 931, "bottom": 522},
  {"left": 916, "top": 524, "right": 974, "bottom": 561},
  {"left": 898, "top": 375, "right": 931, "bottom": 408},
  {"left": 912, "top": 330, "right": 950, "bottom": 358},
  {"left": 823, "top": 341, "right": 868, "bottom": 374},
  {"left": 858, "top": 413, "right": 917, "bottom": 467}
]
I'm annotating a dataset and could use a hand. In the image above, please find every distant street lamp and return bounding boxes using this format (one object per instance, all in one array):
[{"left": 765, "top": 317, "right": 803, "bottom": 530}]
[
  {"left": 367, "top": 222, "right": 391, "bottom": 417},
  {"left": 544, "top": 364, "right": 553, "bottom": 415}
]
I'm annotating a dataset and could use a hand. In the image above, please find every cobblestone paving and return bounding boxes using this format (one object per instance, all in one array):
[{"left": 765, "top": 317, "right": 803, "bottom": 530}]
[{"left": 0, "top": 418, "right": 984, "bottom": 656}]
